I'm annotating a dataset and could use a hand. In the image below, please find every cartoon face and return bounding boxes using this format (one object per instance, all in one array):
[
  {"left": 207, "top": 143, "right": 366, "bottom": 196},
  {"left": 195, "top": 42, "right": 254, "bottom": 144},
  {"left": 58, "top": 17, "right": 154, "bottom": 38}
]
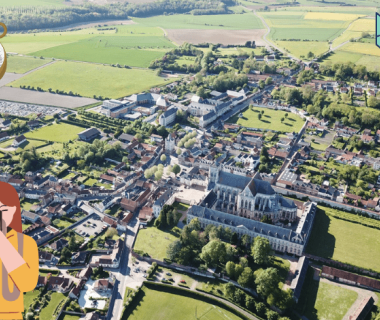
[{"left": 0, "top": 22, "right": 7, "bottom": 80}]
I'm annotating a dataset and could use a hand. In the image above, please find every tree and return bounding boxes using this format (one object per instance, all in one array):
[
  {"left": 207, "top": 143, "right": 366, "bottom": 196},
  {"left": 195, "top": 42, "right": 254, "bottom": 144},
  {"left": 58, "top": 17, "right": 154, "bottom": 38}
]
[
  {"left": 258, "top": 113, "right": 262, "bottom": 120},
  {"left": 160, "top": 154, "right": 167, "bottom": 162},
  {"left": 307, "top": 51, "right": 314, "bottom": 59},
  {"left": 200, "top": 240, "right": 226, "bottom": 266},
  {"left": 245, "top": 295, "right": 255, "bottom": 311},
  {"left": 172, "top": 164, "right": 181, "bottom": 176},
  {"left": 281, "top": 117, "right": 284, "bottom": 122},
  {"left": 252, "top": 236, "right": 272, "bottom": 265},
  {"left": 135, "top": 133, "right": 142, "bottom": 142},
  {"left": 154, "top": 170, "right": 163, "bottom": 181},
  {"left": 61, "top": 247, "right": 71, "bottom": 261},
  {"left": 255, "top": 267, "right": 280, "bottom": 298},
  {"left": 196, "top": 87, "right": 206, "bottom": 98},
  {"left": 226, "top": 261, "right": 236, "bottom": 278},
  {"left": 266, "top": 310, "right": 279, "bottom": 320},
  {"left": 68, "top": 235, "right": 76, "bottom": 251},
  {"left": 224, "top": 282, "right": 235, "bottom": 298},
  {"left": 105, "top": 227, "right": 118, "bottom": 239},
  {"left": 265, "top": 77, "right": 273, "bottom": 85},
  {"left": 176, "top": 148, "right": 182, "bottom": 156},
  {"left": 258, "top": 80, "right": 265, "bottom": 89},
  {"left": 238, "top": 267, "right": 255, "bottom": 288},
  {"left": 166, "top": 240, "right": 182, "bottom": 260}
]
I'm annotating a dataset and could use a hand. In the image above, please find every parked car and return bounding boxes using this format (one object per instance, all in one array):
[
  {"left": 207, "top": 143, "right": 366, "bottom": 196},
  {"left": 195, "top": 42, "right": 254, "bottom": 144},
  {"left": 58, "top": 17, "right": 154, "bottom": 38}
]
[
  {"left": 180, "top": 280, "right": 186, "bottom": 284},
  {"left": 166, "top": 272, "right": 171, "bottom": 276}
]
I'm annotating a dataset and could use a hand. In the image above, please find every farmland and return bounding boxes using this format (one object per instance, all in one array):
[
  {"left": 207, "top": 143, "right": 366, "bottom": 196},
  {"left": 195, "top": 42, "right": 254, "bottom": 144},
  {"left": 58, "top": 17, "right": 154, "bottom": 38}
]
[
  {"left": 24, "top": 122, "right": 85, "bottom": 142},
  {"left": 132, "top": 12, "right": 264, "bottom": 30},
  {"left": 332, "top": 18, "right": 375, "bottom": 47},
  {"left": 6, "top": 56, "right": 52, "bottom": 74},
  {"left": 259, "top": 11, "right": 351, "bottom": 41},
  {"left": 8, "top": 61, "right": 171, "bottom": 98},
  {"left": 228, "top": 107, "right": 304, "bottom": 133},
  {"left": 276, "top": 41, "right": 329, "bottom": 60},
  {"left": 306, "top": 206, "right": 380, "bottom": 272},
  {"left": 123, "top": 286, "right": 242, "bottom": 320}
]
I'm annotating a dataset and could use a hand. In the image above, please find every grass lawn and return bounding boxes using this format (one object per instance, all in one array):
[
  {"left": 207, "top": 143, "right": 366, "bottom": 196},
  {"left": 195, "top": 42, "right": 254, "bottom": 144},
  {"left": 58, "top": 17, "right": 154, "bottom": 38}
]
[
  {"left": 172, "top": 201, "right": 190, "bottom": 212},
  {"left": 61, "top": 315, "right": 80, "bottom": 320},
  {"left": 6, "top": 56, "right": 52, "bottom": 74},
  {"left": 275, "top": 41, "right": 329, "bottom": 59},
  {"left": 302, "top": 280, "right": 357, "bottom": 320},
  {"left": 39, "top": 292, "right": 66, "bottom": 320},
  {"left": 20, "top": 198, "right": 40, "bottom": 211},
  {"left": 54, "top": 219, "right": 72, "bottom": 229},
  {"left": 156, "top": 266, "right": 195, "bottom": 288},
  {"left": 123, "top": 286, "right": 242, "bottom": 320},
  {"left": 196, "top": 279, "right": 226, "bottom": 298},
  {"left": 133, "top": 12, "right": 264, "bottom": 30},
  {"left": 22, "top": 223, "right": 31, "bottom": 231},
  {"left": 228, "top": 107, "right": 304, "bottom": 132},
  {"left": 306, "top": 206, "right": 380, "bottom": 272},
  {"left": 23, "top": 290, "right": 40, "bottom": 310},
  {"left": 8, "top": 61, "right": 172, "bottom": 98},
  {"left": 134, "top": 226, "right": 180, "bottom": 261},
  {"left": 25, "top": 123, "right": 84, "bottom": 142}
]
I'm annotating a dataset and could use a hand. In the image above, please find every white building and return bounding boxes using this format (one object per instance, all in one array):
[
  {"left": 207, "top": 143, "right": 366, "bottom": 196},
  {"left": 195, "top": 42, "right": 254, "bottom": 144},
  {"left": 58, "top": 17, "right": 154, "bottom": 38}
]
[{"left": 159, "top": 107, "right": 177, "bottom": 126}]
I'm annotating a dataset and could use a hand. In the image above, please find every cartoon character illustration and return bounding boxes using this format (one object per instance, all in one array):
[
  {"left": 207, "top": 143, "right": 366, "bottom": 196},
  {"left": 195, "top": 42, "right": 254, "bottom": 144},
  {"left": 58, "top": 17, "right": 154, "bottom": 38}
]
[
  {"left": 0, "top": 22, "right": 7, "bottom": 80},
  {"left": 0, "top": 182, "right": 38, "bottom": 319}
]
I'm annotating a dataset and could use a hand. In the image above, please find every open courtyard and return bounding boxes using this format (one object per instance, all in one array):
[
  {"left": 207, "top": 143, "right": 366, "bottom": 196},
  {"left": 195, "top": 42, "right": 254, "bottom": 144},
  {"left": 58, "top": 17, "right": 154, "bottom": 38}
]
[
  {"left": 78, "top": 278, "right": 111, "bottom": 310},
  {"left": 228, "top": 107, "right": 304, "bottom": 132}
]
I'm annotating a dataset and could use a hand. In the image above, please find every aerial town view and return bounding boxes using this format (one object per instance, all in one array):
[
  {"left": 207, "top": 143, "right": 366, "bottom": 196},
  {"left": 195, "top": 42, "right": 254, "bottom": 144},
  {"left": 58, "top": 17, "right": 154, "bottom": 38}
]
[{"left": 1, "top": 0, "right": 380, "bottom": 319}]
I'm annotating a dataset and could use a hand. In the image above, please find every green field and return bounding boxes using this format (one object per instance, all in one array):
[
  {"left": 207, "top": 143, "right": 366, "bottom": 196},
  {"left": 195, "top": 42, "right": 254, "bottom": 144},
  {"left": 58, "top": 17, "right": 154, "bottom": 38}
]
[
  {"left": 31, "top": 35, "right": 174, "bottom": 68},
  {"left": 39, "top": 292, "right": 66, "bottom": 320},
  {"left": 54, "top": 219, "right": 72, "bottom": 229},
  {"left": 302, "top": 280, "right": 357, "bottom": 320},
  {"left": 259, "top": 11, "right": 350, "bottom": 41},
  {"left": 24, "top": 122, "right": 84, "bottom": 142},
  {"left": 124, "top": 286, "right": 242, "bottom": 320},
  {"left": 134, "top": 227, "right": 180, "bottom": 261},
  {"left": 275, "top": 41, "right": 329, "bottom": 59},
  {"left": 0, "top": 0, "right": 64, "bottom": 6},
  {"left": 20, "top": 198, "right": 40, "bottom": 211},
  {"left": 6, "top": 56, "right": 52, "bottom": 74},
  {"left": 23, "top": 290, "right": 40, "bottom": 310},
  {"left": 133, "top": 12, "right": 264, "bottom": 30},
  {"left": 0, "top": 138, "right": 48, "bottom": 152},
  {"left": 8, "top": 61, "right": 171, "bottom": 98},
  {"left": 306, "top": 206, "right": 380, "bottom": 272},
  {"left": 228, "top": 107, "right": 304, "bottom": 132},
  {"left": 61, "top": 315, "right": 80, "bottom": 320}
]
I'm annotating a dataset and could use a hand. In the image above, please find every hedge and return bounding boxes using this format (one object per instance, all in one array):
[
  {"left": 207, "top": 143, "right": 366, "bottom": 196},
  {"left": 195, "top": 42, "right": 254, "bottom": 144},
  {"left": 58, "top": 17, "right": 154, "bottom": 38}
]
[{"left": 60, "top": 119, "right": 90, "bottom": 128}]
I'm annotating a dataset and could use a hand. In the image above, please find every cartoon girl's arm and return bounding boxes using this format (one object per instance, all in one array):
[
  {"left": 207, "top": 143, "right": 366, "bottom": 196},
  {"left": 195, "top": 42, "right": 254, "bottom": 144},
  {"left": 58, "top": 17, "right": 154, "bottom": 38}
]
[
  {"left": 0, "top": 232, "right": 25, "bottom": 272},
  {"left": 1, "top": 234, "right": 39, "bottom": 292}
]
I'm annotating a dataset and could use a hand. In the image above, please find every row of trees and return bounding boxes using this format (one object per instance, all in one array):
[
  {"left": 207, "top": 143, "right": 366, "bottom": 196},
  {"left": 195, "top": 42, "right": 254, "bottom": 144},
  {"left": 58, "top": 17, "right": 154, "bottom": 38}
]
[{"left": 3, "top": 0, "right": 230, "bottom": 31}]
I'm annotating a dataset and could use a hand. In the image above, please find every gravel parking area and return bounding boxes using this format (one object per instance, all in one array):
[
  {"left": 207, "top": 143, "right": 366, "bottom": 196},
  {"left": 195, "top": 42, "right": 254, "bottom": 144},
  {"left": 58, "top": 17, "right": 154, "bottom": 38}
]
[{"left": 74, "top": 216, "right": 104, "bottom": 238}]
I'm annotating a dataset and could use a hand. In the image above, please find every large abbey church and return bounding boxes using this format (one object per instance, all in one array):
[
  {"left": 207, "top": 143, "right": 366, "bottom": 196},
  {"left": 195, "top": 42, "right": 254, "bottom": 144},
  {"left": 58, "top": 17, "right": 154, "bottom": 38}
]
[
  {"left": 188, "top": 165, "right": 316, "bottom": 256},
  {"left": 208, "top": 165, "right": 298, "bottom": 223}
]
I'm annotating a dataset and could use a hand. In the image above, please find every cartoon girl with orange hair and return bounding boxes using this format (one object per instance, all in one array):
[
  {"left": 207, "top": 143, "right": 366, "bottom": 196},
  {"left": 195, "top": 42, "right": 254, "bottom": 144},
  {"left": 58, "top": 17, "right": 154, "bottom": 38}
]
[{"left": 0, "top": 182, "right": 39, "bottom": 319}]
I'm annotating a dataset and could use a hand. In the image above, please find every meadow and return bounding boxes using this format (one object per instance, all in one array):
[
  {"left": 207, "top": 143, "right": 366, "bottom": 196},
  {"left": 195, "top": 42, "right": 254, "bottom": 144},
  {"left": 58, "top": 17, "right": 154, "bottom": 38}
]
[
  {"left": 123, "top": 286, "right": 242, "bottom": 320},
  {"left": 1, "top": 28, "right": 114, "bottom": 54},
  {"left": 332, "top": 18, "right": 375, "bottom": 48},
  {"left": 8, "top": 61, "right": 170, "bottom": 98},
  {"left": 275, "top": 41, "right": 329, "bottom": 59},
  {"left": 228, "top": 107, "right": 304, "bottom": 133},
  {"left": 259, "top": 11, "right": 350, "bottom": 41},
  {"left": 23, "top": 291, "right": 40, "bottom": 311},
  {"left": 0, "top": 0, "right": 64, "bottom": 6},
  {"left": 24, "top": 122, "right": 84, "bottom": 142},
  {"left": 306, "top": 206, "right": 380, "bottom": 272},
  {"left": 302, "top": 277, "right": 357, "bottom": 320},
  {"left": 134, "top": 226, "right": 180, "bottom": 261},
  {"left": 6, "top": 55, "right": 52, "bottom": 73},
  {"left": 132, "top": 12, "right": 264, "bottom": 30}
]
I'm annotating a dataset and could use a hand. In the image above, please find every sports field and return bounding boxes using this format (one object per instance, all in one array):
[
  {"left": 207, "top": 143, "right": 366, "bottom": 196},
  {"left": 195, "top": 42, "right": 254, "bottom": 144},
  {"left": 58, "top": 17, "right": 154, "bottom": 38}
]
[
  {"left": 6, "top": 56, "right": 52, "bottom": 74},
  {"left": 302, "top": 280, "right": 357, "bottom": 320},
  {"left": 125, "top": 287, "right": 242, "bottom": 320},
  {"left": 306, "top": 206, "right": 380, "bottom": 272},
  {"left": 8, "top": 61, "right": 170, "bottom": 98},
  {"left": 24, "top": 122, "right": 84, "bottom": 142},
  {"left": 275, "top": 41, "right": 329, "bottom": 59},
  {"left": 228, "top": 107, "right": 304, "bottom": 132},
  {"left": 134, "top": 227, "right": 180, "bottom": 261}
]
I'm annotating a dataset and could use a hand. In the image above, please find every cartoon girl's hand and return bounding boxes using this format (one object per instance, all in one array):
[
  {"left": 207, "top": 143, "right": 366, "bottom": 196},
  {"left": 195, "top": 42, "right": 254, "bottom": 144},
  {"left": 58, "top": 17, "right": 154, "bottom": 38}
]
[{"left": 1, "top": 205, "right": 16, "bottom": 227}]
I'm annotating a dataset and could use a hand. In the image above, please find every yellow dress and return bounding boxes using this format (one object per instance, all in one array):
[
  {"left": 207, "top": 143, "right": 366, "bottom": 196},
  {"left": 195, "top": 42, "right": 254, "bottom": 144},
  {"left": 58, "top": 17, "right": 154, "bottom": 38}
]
[{"left": 0, "top": 229, "right": 39, "bottom": 319}]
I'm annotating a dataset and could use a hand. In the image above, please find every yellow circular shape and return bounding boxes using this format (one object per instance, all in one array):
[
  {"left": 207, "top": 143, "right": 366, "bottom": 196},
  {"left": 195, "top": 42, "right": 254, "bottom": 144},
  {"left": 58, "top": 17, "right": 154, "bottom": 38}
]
[
  {"left": 0, "top": 22, "right": 7, "bottom": 39},
  {"left": 0, "top": 44, "right": 7, "bottom": 79}
]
